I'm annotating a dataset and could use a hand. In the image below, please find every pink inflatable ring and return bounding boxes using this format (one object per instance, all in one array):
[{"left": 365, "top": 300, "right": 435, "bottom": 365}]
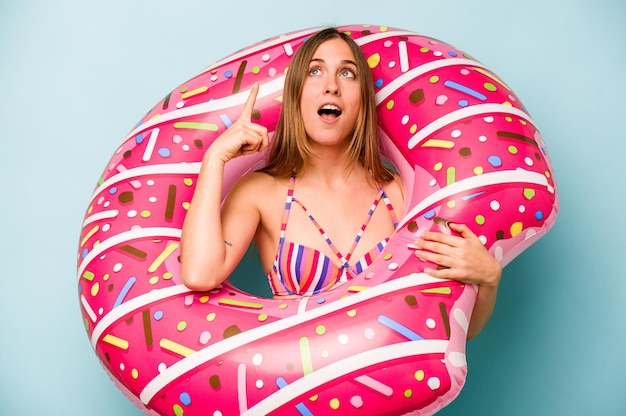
[{"left": 77, "top": 24, "right": 558, "bottom": 416}]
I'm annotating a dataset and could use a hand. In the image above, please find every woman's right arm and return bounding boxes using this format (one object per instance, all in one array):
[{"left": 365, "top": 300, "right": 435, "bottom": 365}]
[{"left": 180, "top": 83, "right": 269, "bottom": 291}]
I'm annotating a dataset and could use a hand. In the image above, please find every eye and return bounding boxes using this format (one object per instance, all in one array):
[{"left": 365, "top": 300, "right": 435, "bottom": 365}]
[
  {"left": 340, "top": 68, "right": 356, "bottom": 79},
  {"left": 308, "top": 66, "right": 322, "bottom": 76}
]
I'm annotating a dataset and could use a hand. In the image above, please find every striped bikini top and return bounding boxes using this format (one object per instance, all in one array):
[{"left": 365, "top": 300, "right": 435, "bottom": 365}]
[{"left": 267, "top": 173, "right": 399, "bottom": 297}]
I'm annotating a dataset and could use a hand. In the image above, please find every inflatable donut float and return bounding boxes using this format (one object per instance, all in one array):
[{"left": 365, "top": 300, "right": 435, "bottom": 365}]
[{"left": 77, "top": 24, "right": 558, "bottom": 416}]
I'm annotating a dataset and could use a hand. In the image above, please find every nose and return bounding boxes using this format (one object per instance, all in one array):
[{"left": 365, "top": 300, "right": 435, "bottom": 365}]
[{"left": 324, "top": 77, "right": 340, "bottom": 95}]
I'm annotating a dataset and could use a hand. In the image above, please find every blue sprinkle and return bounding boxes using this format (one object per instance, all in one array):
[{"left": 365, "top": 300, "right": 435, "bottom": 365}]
[
  {"left": 275, "top": 378, "right": 313, "bottom": 416},
  {"left": 154, "top": 310, "right": 164, "bottom": 321},
  {"left": 219, "top": 114, "right": 233, "bottom": 128},
  {"left": 81, "top": 248, "right": 89, "bottom": 259},
  {"left": 276, "top": 376, "right": 288, "bottom": 388},
  {"left": 136, "top": 133, "right": 144, "bottom": 144},
  {"left": 461, "top": 191, "right": 486, "bottom": 201},
  {"left": 316, "top": 297, "right": 326, "bottom": 304},
  {"left": 179, "top": 392, "right": 191, "bottom": 406},
  {"left": 375, "top": 78, "right": 384, "bottom": 88},
  {"left": 448, "top": 51, "right": 458, "bottom": 57},
  {"left": 444, "top": 80, "right": 487, "bottom": 101},
  {"left": 108, "top": 186, "right": 118, "bottom": 195},
  {"left": 378, "top": 314, "right": 424, "bottom": 341},
  {"left": 295, "top": 403, "right": 314, "bottom": 416},
  {"left": 113, "top": 276, "right": 136, "bottom": 309},
  {"left": 458, "top": 99, "right": 469, "bottom": 107},
  {"left": 488, "top": 155, "right": 503, "bottom": 167},
  {"left": 535, "top": 210, "right": 544, "bottom": 221},
  {"left": 423, "top": 209, "right": 436, "bottom": 219},
  {"left": 224, "top": 70, "right": 233, "bottom": 78},
  {"left": 157, "top": 148, "right": 171, "bottom": 158}
]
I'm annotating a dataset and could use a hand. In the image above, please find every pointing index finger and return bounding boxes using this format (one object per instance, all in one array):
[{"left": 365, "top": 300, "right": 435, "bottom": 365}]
[{"left": 239, "top": 82, "right": 259, "bottom": 121}]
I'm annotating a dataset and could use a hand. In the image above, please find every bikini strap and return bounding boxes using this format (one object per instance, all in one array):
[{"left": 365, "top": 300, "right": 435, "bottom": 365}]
[{"left": 278, "top": 173, "right": 297, "bottom": 240}]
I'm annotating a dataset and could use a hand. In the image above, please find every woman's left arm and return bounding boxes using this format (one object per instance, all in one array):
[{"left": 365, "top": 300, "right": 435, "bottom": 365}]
[{"left": 411, "top": 223, "right": 502, "bottom": 340}]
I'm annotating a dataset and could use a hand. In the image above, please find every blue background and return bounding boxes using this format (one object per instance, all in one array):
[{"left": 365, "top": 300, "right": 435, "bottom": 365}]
[{"left": 1, "top": 0, "right": 624, "bottom": 414}]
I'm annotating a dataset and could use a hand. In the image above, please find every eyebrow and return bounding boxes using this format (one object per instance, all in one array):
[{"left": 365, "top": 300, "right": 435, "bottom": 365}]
[{"left": 309, "top": 58, "right": 358, "bottom": 67}]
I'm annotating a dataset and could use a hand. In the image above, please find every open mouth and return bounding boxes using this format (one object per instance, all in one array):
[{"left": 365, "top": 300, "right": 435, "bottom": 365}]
[{"left": 317, "top": 104, "right": 342, "bottom": 118}]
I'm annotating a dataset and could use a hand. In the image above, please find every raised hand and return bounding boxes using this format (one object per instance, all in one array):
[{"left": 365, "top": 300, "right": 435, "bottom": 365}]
[{"left": 204, "top": 82, "right": 270, "bottom": 164}]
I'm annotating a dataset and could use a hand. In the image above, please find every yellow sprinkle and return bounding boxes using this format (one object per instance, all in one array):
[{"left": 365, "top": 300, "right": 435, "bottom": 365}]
[
  {"left": 80, "top": 225, "right": 99, "bottom": 247},
  {"left": 149, "top": 113, "right": 161, "bottom": 120},
  {"left": 299, "top": 337, "right": 314, "bottom": 375},
  {"left": 510, "top": 221, "right": 523, "bottom": 237},
  {"left": 149, "top": 276, "right": 159, "bottom": 285},
  {"left": 131, "top": 368, "right": 139, "bottom": 379},
  {"left": 199, "top": 295, "right": 210, "bottom": 303},
  {"left": 159, "top": 338, "right": 195, "bottom": 357},
  {"left": 102, "top": 334, "right": 129, "bottom": 350},
  {"left": 415, "top": 369, "right": 425, "bottom": 381},
  {"left": 206, "top": 312, "right": 216, "bottom": 321},
  {"left": 346, "top": 309, "right": 357, "bottom": 318},
  {"left": 473, "top": 166, "right": 484, "bottom": 175},
  {"left": 148, "top": 242, "right": 179, "bottom": 273},
  {"left": 182, "top": 201, "right": 191, "bottom": 210},
  {"left": 434, "top": 162, "right": 443, "bottom": 171},
  {"left": 409, "top": 124, "right": 418, "bottom": 134},
  {"left": 329, "top": 398, "right": 340, "bottom": 410},
  {"left": 278, "top": 303, "right": 288, "bottom": 309},
  {"left": 218, "top": 298, "right": 264, "bottom": 309},
  {"left": 347, "top": 286, "right": 369, "bottom": 292},
  {"left": 91, "top": 282, "right": 100, "bottom": 297},
  {"left": 181, "top": 86, "right": 208, "bottom": 99},
  {"left": 422, "top": 139, "right": 455, "bottom": 149},
  {"left": 367, "top": 53, "right": 381, "bottom": 69}
]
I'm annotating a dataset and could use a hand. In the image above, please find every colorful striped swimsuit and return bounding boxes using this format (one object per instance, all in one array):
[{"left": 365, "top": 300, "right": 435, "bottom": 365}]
[{"left": 267, "top": 173, "right": 399, "bottom": 297}]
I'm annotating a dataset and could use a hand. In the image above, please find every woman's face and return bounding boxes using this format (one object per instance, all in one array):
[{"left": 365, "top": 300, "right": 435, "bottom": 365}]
[{"left": 300, "top": 38, "right": 362, "bottom": 149}]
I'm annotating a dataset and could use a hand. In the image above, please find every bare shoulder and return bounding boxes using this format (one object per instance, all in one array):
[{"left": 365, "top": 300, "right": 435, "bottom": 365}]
[{"left": 226, "top": 171, "right": 287, "bottom": 205}]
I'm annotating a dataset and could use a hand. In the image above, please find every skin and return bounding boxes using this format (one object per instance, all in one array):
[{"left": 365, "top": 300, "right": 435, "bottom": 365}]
[{"left": 180, "top": 36, "right": 501, "bottom": 340}]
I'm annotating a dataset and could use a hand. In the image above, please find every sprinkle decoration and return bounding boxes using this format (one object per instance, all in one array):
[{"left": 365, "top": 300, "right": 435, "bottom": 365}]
[{"left": 77, "top": 24, "right": 558, "bottom": 416}]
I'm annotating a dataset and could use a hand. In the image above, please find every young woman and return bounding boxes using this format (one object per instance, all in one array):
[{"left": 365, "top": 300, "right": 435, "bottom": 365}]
[{"left": 181, "top": 28, "right": 501, "bottom": 339}]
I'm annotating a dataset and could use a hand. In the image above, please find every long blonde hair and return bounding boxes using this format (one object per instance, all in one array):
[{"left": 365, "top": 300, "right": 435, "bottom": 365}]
[{"left": 259, "top": 28, "right": 394, "bottom": 184}]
